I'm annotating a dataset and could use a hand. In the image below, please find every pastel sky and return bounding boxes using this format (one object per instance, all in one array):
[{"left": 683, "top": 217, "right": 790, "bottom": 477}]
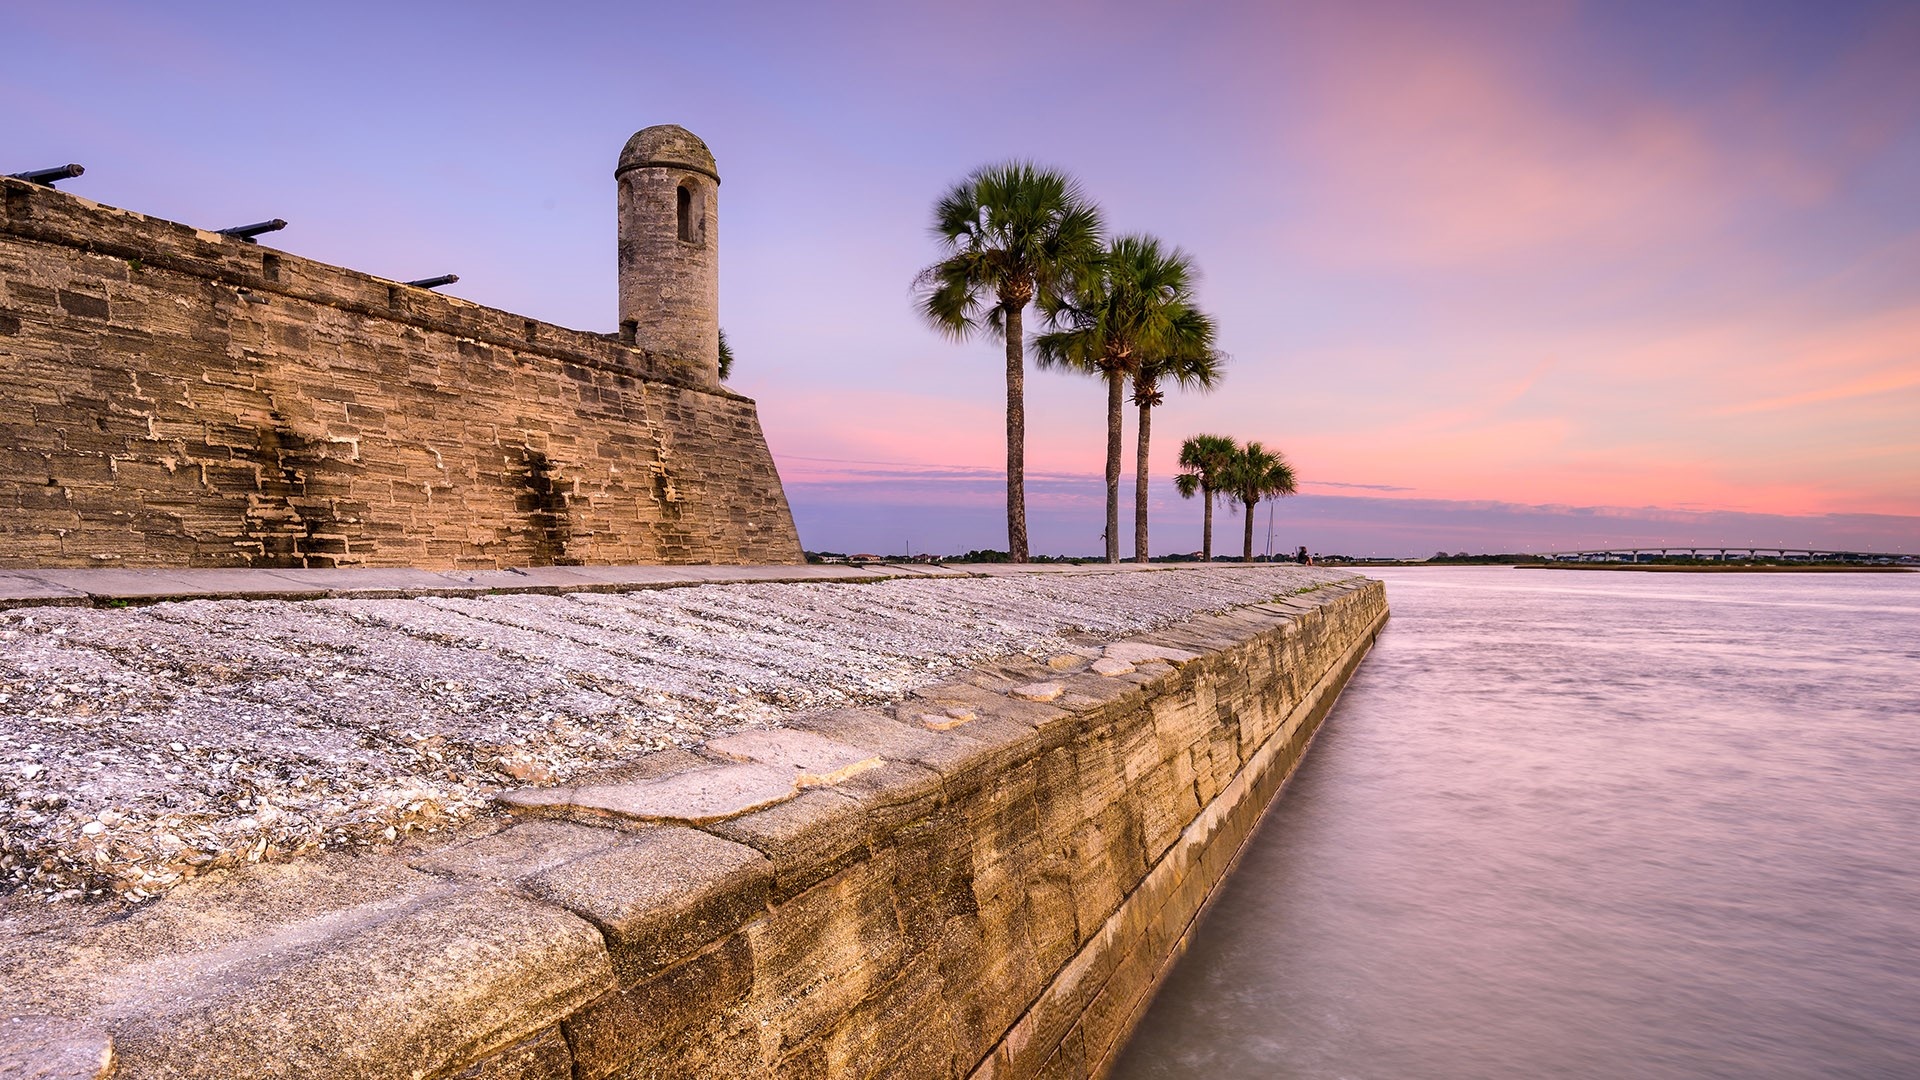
[{"left": 8, "top": 1, "right": 1917, "bottom": 557}]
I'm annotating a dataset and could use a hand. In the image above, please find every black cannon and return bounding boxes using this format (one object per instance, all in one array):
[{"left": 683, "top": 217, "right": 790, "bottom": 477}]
[
  {"left": 217, "top": 219, "right": 288, "bottom": 243},
  {"left": 6, "top": 164, "right": 85, "bottom": 187},
  {"left": 403, "top": 274, "right": 459, "bottom": 290}
]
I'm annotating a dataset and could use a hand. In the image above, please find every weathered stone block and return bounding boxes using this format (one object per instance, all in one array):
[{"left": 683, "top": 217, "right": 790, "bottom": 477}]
[
  {"left": 406, "top": 819, "right": 629, "bottom": 885},
  {"left": 499, "top": 762, "right": 801, "bottom": 825},
  {"left": 747, "top": 854, "right": 906, "bottom": 1060},
  {"left": 887, "top": 809, "right": 981, "bottom": 954},
  {"left": 106, "top": 888, "right": 614, "bottom": 1080},
  {"left": 564, "top": 934, "right": 756, "bottom": 1080},
  {"left": 808, "top": 950, "right": 962, "bottom": 1079},
  {"left": 523, "top": 825, "right": 770, "bottom": 984},
  {"left": 701, "top": 787, "right": 869, "bottom": 901},
  {"left": 705, "top": 728, "right": 881, "bottom": 787},
  {"left": 441, "top": 1026, "right": 573, "bottom": 1080}
]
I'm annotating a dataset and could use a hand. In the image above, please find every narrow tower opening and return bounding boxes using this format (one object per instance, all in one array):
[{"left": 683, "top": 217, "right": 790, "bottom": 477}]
[{"left": 676, "top": 180, "right": 704, "bottom": 244}]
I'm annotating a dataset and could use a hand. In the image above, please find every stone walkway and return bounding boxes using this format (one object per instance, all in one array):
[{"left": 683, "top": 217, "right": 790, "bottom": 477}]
[{"left": 0, "top": 564, "right": 1352, "bottom": 902}]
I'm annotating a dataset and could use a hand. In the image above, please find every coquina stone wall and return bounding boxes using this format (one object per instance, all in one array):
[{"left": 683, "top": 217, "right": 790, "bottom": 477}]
[
  {"left": 5, "top": 577, "right": 1387, "bottom": 1079},
  {"left": 0, "top": 176, "right": 802, "bottom": 569}
]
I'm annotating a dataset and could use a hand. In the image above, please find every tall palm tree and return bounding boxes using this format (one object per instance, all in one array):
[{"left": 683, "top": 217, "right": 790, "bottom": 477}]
[
  {"left": 915, "top": 163, "right": 1104, "bottom": 562},
  {"left": 1034, "top": 235, "right": 1202, "bottom": 563},
  {"left": 1173, "top": 432, "right": 1237, "bottom": 561},
  {"left": 1222, "top": 441, "right": 1299, "bottom": 563},
  {"left": 1131, "top": 318, "right": 1221, "bottom": 562}
]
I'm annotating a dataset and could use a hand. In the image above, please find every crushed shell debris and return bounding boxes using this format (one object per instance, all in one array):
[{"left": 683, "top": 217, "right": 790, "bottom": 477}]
[{"left": 0, "top": 567, "right": 1349, "bottom": 902}]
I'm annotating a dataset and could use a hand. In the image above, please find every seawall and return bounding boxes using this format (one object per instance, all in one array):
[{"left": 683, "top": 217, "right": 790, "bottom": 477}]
[
  {"left": 0, "top": 176, "right": 802, "bottom": 569},
  {"left": 0, "top": 571, "right": 1387, "bottom": 1079}
]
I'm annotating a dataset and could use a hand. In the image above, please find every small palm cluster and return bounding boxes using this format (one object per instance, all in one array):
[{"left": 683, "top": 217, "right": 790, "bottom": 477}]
[
  {"left": 1174, "top": 436, "right": 1299, "bottom": 563},
  {"left": 1034, "top": 235, "right": 1220, "bottom": 563},
  {"left": 915, "top": 161, "right": 1295, "bottom": 563}
]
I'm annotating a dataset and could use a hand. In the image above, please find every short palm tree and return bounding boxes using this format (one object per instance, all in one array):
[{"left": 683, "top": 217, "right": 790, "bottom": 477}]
[
  {"left": 1173, "top": 432, "right": 1237, "bottom": 561},
  {"left": 1034, "top": 235, "right": 1204, "bottom": 563},
  {"left": 1131, "top": 319, "right": 1221, "bottom": 562},
  {"left": 1222, "top": 441, "right": 1299, "bottom": 563},
  {"left": 915, "top": 163, "right": 1104, "bottom": 562}
]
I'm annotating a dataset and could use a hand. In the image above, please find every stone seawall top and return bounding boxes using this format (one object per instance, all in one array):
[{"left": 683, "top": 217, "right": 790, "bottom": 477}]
[
  {"left": 1, "top": 564, "right": 1353, "bottom": 903},
  {"left": 0, "top": 565, "right": 1389, "bottom": 1080}
]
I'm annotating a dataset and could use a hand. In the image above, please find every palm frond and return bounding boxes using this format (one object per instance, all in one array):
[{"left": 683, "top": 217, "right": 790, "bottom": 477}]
[
  {"left": 1221, "top": 440, "right": 1300, "bottom": 506},
  {"left": 913, "top": 161, "right": 1105, "bottom": 346}
]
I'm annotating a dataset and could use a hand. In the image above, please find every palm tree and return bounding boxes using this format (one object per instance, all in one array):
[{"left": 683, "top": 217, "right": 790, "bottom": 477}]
[
  {"left": 1222, "top": 441, "right": 1299, "bottom": 563},
  {"left": 1173, "top": 432, "right": 1237, "bottom": 561},
  {"left": 915, "top": 163, "right": 1104, "bottom": 562},
  {"left": 1131, "top": 318, "right": 1221, "bottom": 562},
  {"left": 1034, "top": 234, "right": 1202, "bottom": 563}
]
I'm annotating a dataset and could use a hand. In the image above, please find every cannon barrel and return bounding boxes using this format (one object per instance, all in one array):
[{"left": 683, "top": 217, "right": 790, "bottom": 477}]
[
  {"left": 217, "top": 219, "right": 288, "bottom": 243},
  {"left": 403, "top": 274, "right": 459, "bottom": 290},
  {"left": 6, "top": 164, "right": 85, "bottom": 186}
]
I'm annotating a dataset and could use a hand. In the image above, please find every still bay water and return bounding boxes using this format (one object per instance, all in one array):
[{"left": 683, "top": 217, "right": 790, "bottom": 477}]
[{"left": 1112, "top": 567, "right": 1920, "bottom": 1080}]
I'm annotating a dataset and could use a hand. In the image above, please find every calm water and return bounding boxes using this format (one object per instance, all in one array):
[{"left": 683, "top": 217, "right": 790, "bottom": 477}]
[{"left": 1113, "top": 567, "right": 1920, "bottom": 1080}]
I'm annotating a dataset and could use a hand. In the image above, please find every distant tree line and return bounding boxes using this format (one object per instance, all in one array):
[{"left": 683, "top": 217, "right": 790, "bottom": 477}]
[{"left": 1426, "top": 552, "right": 1549, "bottom": 564}]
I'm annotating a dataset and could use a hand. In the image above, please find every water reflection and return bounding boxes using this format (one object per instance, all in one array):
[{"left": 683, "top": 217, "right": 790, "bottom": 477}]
[{"left": 1111, "top": 567, "right": 1920, "bottom": 1080}]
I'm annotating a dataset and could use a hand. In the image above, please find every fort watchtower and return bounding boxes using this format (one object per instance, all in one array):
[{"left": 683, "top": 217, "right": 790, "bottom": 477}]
[{"left": 616, "top": 125, "right": 720, "bottom": 384}]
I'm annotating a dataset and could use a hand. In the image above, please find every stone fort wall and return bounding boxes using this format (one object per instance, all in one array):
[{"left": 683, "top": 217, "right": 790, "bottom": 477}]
[{"left": 0, "top": 176, "right": 803, "bottom": 569}]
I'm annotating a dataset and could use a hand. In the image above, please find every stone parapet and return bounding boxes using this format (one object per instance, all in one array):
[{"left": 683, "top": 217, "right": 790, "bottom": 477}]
[
  {"left": 0, "top": 179, "right": 691, "bottom": 388},
  {"left": 0, "top": 577, "right": 1387, "bottom": 1079}
]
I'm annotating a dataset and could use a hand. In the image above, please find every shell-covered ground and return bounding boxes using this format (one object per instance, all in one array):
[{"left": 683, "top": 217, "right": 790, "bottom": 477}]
[{"left": 0, "top": 566, "right": 1349, "bottom": 902}]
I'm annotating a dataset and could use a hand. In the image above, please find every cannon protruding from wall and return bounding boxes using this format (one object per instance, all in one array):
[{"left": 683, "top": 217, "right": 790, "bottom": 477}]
[
  {"left": 217, "top": 219, "right": 288, "bottom": 243},
  {"left": 6, "top": 164, "right": 84, "bottom": 187}
]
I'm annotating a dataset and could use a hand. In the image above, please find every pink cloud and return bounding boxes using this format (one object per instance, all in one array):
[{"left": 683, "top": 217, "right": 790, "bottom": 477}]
[
  {"left": 1712, "top": 304, "right": 1920, "bottom": 416},
  {"left": 1255, "top": 7, "right": 1839, "bottom": 270}
]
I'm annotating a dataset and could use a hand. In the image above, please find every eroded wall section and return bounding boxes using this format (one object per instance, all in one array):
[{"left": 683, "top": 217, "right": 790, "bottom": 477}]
[{"left": 0, "top": 177, "right": 802, "bottom": 568}]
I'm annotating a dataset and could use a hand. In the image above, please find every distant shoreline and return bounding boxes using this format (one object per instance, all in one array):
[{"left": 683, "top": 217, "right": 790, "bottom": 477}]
[{"left": 1512, "top": 564, "right": 1914, "bottom": 573}]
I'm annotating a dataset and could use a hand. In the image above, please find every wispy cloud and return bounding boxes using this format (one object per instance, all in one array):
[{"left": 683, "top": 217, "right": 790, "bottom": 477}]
[{"left": 1302, "top": 480, "right": 1415, "bottom": 493}]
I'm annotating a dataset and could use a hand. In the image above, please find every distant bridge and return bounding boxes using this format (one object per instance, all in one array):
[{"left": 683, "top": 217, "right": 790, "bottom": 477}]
[{"left": 1540, "top": 547, "right": 1918, "bottom": 564}]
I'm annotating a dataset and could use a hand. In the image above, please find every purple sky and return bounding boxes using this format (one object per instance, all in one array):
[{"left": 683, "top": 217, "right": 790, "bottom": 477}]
[{"left": 8, "top": 1, "right": 1917, "bottom": 556}]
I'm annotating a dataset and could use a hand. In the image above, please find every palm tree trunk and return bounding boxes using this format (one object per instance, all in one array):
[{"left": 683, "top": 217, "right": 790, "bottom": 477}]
[
  {"left": 1242, "top": 498, "right": 1256, "bottom": 563},
  {"left": 1201, "top": 484, "right": 1213, "bottom": 562},
  {"left": 1133, "top": 396, "right": 1151, "bottom": 563},
  {"left": 1005, "top": 304, "right": 1028, "bottom": 563},
  {"left": 1104, "top": 370, "right": 1123, "bottom": 563}
]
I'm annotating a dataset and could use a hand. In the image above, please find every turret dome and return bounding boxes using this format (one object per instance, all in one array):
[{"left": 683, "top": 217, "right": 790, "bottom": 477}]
[{"left": 616, "top": 125, "right": 719, "bottom": 182}]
